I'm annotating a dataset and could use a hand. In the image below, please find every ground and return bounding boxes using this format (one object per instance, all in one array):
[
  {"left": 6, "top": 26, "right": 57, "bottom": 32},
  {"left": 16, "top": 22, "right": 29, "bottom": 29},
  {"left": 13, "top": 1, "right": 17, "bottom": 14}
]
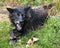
[{"left": 0, "top": 13, "right": 60, "bottom": 48}]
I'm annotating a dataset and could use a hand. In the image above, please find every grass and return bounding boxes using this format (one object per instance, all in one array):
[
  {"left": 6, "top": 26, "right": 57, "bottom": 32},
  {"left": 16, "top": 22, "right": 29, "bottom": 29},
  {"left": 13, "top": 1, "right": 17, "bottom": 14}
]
[
  {"left": 0, "top": 0, "right": 60, "bottom": 48},
  {"left": 0, "top": 16, "right": 60, "bottom": 48}
]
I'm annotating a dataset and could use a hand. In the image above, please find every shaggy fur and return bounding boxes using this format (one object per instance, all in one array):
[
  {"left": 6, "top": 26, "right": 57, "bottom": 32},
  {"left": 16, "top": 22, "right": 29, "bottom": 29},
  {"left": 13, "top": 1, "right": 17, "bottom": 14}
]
[{"left": 7, "top": 4, "right": 53, "bottom": 43}]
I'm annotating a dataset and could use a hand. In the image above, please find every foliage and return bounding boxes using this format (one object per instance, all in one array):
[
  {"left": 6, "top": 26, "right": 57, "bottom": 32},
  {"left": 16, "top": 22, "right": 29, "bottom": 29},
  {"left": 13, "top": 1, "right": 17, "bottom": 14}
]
[{"left": 0, "top": 0, "right": 60, "bottom": 16}]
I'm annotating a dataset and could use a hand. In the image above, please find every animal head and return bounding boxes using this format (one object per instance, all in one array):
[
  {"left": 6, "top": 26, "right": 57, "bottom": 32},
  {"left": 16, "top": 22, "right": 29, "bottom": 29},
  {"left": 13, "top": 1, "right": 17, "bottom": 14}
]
[{"left": 7, "top": 6, "right": 31, "bottom": 30}]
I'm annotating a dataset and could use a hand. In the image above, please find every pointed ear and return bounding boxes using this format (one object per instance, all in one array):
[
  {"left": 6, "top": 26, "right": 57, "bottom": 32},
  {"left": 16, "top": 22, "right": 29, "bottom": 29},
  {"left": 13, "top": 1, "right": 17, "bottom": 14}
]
[
  {"left": 24, "top": 6, "right": 31, "bottom": 13},
  {"left": 43, "top": 5, "right": 47, "bottom": 9},
  {"left": 7, "top": 8, "right": 15, "bottom": 13},
  {"left": 47, "top": 3, "right": 54, "bottom": 9}
]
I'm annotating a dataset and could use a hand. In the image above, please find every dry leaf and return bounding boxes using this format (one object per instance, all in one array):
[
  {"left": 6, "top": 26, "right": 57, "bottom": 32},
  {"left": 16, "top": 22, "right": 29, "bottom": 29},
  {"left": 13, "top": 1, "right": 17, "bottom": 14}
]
[{"left": 26, "top": 37, "right": 39, "bottom": 47}]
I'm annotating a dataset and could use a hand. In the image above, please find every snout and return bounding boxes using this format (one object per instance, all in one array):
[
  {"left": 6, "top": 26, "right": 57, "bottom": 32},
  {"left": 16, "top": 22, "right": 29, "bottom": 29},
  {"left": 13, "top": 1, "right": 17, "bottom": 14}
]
[{"left": 15, "top": 21, "right": 22, "bottom": 30}]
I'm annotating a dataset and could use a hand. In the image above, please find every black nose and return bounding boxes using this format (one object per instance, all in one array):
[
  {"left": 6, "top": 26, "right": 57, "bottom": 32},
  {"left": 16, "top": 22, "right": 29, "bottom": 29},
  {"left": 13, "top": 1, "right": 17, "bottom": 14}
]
[
  {"left": 20, "top": 21, "right": 23, "bottom": 23},
  {"left": 20, "top": 21, "right": 23, "bottom": 25}
]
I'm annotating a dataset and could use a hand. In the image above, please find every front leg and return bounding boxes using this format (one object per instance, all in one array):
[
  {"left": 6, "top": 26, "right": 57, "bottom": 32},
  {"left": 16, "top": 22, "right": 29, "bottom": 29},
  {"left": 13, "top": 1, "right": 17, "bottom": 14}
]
[
  {"left": 10, "top": 29, "right": 18, "bottom": 39},
  {"left": 9, "top": 29, "right": 18, "bottom": 44}
]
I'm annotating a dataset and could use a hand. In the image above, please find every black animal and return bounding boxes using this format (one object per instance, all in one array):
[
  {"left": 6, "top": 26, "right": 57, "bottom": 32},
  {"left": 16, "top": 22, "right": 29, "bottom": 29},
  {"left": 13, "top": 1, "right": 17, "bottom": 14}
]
[{"left": 7, "top": 4, "right": 53, "bottom": 44}]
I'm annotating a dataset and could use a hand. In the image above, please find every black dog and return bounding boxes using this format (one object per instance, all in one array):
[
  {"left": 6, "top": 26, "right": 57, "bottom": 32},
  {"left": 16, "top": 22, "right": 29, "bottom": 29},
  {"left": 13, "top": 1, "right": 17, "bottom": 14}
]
[{"left": 7, "top": 4, "right": 53, "bottom": 44}]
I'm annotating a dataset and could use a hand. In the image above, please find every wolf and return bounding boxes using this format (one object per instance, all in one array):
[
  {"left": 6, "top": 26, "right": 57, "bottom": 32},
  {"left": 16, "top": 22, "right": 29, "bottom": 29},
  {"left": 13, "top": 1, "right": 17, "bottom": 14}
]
[{"left": 7, "top": 4, "right": 53, "bottom": 43}]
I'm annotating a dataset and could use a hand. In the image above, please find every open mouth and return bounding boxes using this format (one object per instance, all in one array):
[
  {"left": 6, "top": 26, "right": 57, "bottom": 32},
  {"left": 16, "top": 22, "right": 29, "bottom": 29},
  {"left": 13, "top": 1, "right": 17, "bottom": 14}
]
[{"left": 16, "top": 24, "right": 22, "bottom": 30}]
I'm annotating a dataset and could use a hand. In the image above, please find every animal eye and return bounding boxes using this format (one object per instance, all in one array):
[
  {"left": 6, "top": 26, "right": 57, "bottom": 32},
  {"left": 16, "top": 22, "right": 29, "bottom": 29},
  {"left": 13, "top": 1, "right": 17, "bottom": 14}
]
[
  {"left": 17, "top": 13, "right": 20, "bottom": 16},
  {"left": 21, "top": 14, "right": 24, "bottom": 16}
]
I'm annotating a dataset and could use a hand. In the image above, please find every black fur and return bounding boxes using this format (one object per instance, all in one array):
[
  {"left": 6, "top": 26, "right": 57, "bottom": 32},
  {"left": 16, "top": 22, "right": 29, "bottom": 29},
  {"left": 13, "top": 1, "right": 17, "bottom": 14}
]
[{"left": 7, "top": 6, "right": 48, "bottom": 43}]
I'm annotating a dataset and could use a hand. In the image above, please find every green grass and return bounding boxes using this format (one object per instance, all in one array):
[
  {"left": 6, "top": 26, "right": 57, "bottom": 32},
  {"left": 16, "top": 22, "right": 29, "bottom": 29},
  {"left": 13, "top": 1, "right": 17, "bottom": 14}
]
[{"left": 0, "top": 16, "right": 60, "bottom": 48}]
